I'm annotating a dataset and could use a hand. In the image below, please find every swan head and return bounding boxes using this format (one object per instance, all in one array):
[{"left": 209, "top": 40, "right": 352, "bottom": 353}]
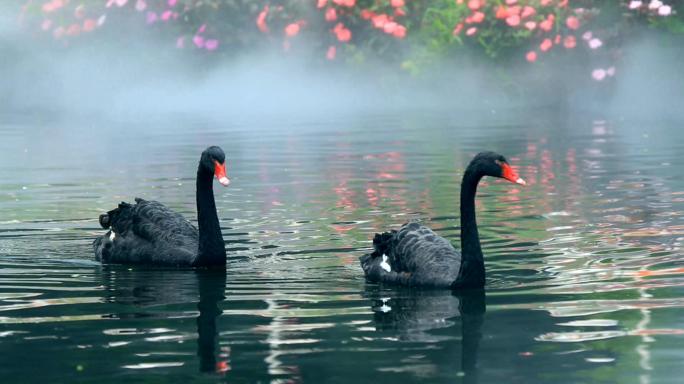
[
  {"left": 472, "top": 151, "right": 526, "bottom": 185},
  {"left": 201, "top": 146, "right": 230, "bottom": 186}
]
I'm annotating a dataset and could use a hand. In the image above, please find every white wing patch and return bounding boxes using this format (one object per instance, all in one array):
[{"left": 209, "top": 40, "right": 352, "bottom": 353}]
[
  {"left": 109, "top": 231, "right": 116, "bottom": 241},
  {"left": 379, "top": 298, "right": 392, "bottom": 313},
  {"left": 380, "top": 254, "right": 392, "bottom": 272}
]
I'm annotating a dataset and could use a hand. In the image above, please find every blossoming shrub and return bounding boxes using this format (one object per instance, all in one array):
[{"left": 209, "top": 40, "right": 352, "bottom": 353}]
[{"left": 18, "top": 0, "right": 683, "bottom": 81}]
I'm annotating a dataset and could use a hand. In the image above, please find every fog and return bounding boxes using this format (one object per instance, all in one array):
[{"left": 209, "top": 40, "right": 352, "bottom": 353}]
[{"left": 2, "top": 5, "right": 683, "bottom": 124}]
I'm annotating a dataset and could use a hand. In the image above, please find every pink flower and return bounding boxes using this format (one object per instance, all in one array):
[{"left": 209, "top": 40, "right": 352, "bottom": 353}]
[
  {"left": 524, "top": 21, "right": 537, "bottom": 30},
  {"left": 563, "top": 35, "right": 576, "bottom": 48},
  {"left": 146, "top": 12, "right": 157, "bottom": 24},
  {"left": 325, "top": 7, "right": 337, "bottom": 22},
  {"left": 648, "top": 0, "right": 663, "bottom": 10},
  {"left": 453, "top": 23, "right": 464, "bottom": 35},
  {"left": 41, "top": 19, "right": 52, "bottom": 31},
  {"left": 256, "top": 6, "right": 269, "bottom": 33},
  {"left": 66, "top": 23, "right": 81, "bottom": 36},
  {"left": 592, "top": 68, "right": 606, "bottom": 81},
  {"left": 333, "top": 0, "right": 355, "bottom": 6},
  {"left": 198, "top": 24, "right": 207, "bottom": 34},
  {"left": 495, "top": 6, "right": 509, "bottom": 19},
  {"left": 83, "top": 19, "right": 97, "bottom": 32},
  {"left": 540, "top": 38, "right": 553, "bottom": 51},
  {"left": 471, "top": 11, "right": 485, "bottom": 23},
  {"left": 582, "top": 31, "right": 592, "bottom": 40},
  {"left": 391, "top": 0, "right": 405, "bottom": 7},
  {"left": 628, "top": 1, "right": 642, "bottom": 9},
  {"left": 466, "top": 26, "right": 477, "bottom": 36},
  {"left": 468, "top": 0, "right": 481, "bottom": 11},
  {"left": 588, "top": 37, "right": 602, "bottom": 49},
  {"left": 506, "top": 15, "right": 520, "bottom": 26},
  {"left": 506, "top": 0, "right": 518, "bottom": 4},
  {"left": 326, "top": 45, "right": 336, "bottom": 60},
  {"left": 193, "top": 35, "right": 204, "bottom": 48},
  {"left": 168, "top": 0, "right": 177, "bottom": 7},
  {"left": 334, "top": 23, "right": 352, "bottom": 42},
  {"left": 540, "top": 0, "right": 552, "bottom": 5},
  {"left": 115, "top": 0, "right": 128, "bottom": 7},
  {"left": 135, "top": 0, "right": 146, "bottom": 11},
  {"left": 205, "top": 39, "right": 219, "bottom": 51},
  {"left": 658, "top": 5, "right": 672, "bottom": 16},
  {"left": 606, "top": 67, "right": 616, "bottom": 76},
  {"left": 383, "top": 21, "right": 398, "bottom": 34},
  {"left": 526, "top": 51, "right": 537, "bottom": 62},
  {"left": 371, "top": 14, "right": 389, "bottom": 29},
  {"left": 393, "top": 25, "right": 406, "bottom": 39},
  {"left": 285, "top": 23, "right": 300, "bottom": 37},
  {"left": 161, "top": 10, "right": 173, "bottom": 21},
  {"left": 566, "top": 16, "right": 580, "bottom": 30},
  {"left": 539, "top": 19, "right": 553, "bottom": 31},
  {"left": 521, "top": 6, "right": 536, "bottom": 18},
  {"left": 317, "top": 0, "right": 327, "bottom": 8},
  {"left": 360, "top": 10, "right": 374, "bottom": 19}
]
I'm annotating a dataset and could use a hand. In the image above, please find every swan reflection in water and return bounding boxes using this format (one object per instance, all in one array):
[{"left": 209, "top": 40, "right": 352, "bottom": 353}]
[
  {"left": 99, "top": 266, "right": 228, "bottom": 374},
  {"left": 365, "top": 287, "right": 485, "bottom": 383}
]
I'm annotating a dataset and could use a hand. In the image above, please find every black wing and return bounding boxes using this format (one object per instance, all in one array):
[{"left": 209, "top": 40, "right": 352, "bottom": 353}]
[
  {"left": 94, "top": 198, "right": 198, "bottom": 265},
  {"left": 360, "top": 222, "right": 462, "bottom": 288}
]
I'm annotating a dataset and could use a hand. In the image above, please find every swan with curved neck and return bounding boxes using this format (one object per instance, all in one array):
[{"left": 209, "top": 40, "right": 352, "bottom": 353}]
[
  {"left": 93, "top": 146, "right": 230, "bottom": 267},
  {"left": 360, "top": 151, "right": 525, "bottom": 289}
]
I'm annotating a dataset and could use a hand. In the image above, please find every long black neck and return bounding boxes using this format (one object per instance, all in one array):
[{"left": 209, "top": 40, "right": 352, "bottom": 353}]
[
  {"left": 195, "top": 168, "right": 226, "bottom": 267},
  {"left": 454, "top": 165, "right": 485, "bottom": 288}
]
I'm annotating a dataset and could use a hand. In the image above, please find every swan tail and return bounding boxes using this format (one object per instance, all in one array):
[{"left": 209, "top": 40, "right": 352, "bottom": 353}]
[
  {"left": 360, "top": 231, "right": 395, "bottom": 270},
  {"left": 360, "top": 231, "right": 412, "bottom": 285}
]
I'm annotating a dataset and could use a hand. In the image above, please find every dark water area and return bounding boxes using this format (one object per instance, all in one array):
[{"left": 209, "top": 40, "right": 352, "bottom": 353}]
[{"left": 0, "top": 110, "right": 682, "bottom": 383}]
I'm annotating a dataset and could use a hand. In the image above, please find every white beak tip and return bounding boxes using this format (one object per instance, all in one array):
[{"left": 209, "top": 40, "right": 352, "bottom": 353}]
[
  {"left": 218, "top": 177, "right": 230, "bottom": 186},
  {"left": 516, "top": 178, "right": 526, "bottom": 186}
]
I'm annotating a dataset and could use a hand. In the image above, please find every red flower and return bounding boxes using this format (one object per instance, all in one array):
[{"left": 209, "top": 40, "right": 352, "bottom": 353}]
[
  {"left": 526, "top": 51, "right": 537, "bottom": 62},
  {"left": 566, "top": 16, "right": 580, "bottom": 30},
  {"left": 539, "top": 38, "right": 553, "bottom": 51}
]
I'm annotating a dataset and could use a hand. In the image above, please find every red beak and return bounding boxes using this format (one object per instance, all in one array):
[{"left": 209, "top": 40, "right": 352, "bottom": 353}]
[
  {"left": 213, "top": 160, "right": 230, "bottom": 186},
  {"left": 501, "top": 163, "right": 526, "bottom": 185}
]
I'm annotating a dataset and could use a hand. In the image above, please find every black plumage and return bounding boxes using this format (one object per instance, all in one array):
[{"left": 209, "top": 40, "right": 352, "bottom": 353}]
[
  {"left": 93, "top": 146, "right": 230, "bottom": 267},
  {"left": 360, "top": 151, "right": 526, "bottom": 289}
]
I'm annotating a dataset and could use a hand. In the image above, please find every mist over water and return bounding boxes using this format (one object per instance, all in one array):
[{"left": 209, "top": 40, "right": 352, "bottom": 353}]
[{"left": 2, "top": 4, "right": 683, "bottom": 124}]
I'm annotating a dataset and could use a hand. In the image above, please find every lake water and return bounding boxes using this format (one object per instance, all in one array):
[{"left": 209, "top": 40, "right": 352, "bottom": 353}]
[{"left": 0, "top": 109, "right": 682, "bottom": 383}]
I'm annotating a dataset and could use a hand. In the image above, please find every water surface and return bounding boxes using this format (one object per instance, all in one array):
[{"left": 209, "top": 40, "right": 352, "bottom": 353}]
[{"left": 0, "top": 110, "right": 682, "bottom": 383}]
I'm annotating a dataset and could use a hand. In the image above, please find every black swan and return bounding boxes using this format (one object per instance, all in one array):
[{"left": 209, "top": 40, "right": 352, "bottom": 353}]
[
  {"left": 360, "top": 151, "right": 525, "bottom": 289},
  {"left": 93, "top": 146, "right": 230, "bottom": 267}
]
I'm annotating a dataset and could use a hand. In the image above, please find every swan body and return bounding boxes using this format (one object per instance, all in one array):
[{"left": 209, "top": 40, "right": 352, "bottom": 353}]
[
  {"left": 360, "top": 151, "right": 525, "bottom": 289},
  {"left": 93, "top": 146, "right": 230, "bottom": 267}
]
